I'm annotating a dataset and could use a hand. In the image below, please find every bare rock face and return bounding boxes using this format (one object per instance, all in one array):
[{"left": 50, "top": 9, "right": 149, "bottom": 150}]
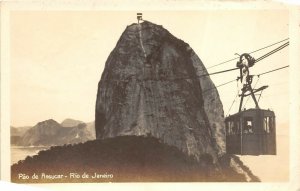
[
  {"left": 95, "top": 21, "right": 225, "bottom": 160},
  {"left": 191, "top": 53, "right": 226, "bottom": 156}
]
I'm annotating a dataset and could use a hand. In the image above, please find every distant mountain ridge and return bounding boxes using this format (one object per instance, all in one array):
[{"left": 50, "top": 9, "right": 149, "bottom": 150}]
[
  {"left": 11, "top": 126, "right": 32, "bottom": 137},
  {"left": 61, "top": 118, "right": 84, "bottom": 127},
  {"left": 12, "top": 118, "right": 96, "bottom": 146},
  {"left": 11, "top": 126, "right": 32, "bottom": 145}
]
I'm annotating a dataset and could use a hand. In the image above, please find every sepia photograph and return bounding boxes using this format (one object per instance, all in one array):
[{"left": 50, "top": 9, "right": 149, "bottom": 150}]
[{"left": 1, "top": 1, "right": 300, "bottom": 191}]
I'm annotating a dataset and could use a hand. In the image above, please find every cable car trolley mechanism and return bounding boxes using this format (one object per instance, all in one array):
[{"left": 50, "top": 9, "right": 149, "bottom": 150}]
[{"left": 225, "top": 53, "right": 276, "bottom": 155}]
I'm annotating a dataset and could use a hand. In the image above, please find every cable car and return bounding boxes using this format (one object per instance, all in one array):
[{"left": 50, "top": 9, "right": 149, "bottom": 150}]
[
  {"left": 225, "top": 53, "right": 277, "bottom": 155},
  {"left": 225, "top": 108, "right": 276, "bottom": 155}
]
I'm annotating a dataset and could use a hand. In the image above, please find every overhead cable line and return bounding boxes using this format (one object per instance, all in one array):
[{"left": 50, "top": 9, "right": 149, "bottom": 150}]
[
  {"left": 256, "top": 65, "right": 289, "bottom": 76},
  {"left": 203, "top": 65, "right": 289, "bottom": 94},
  {"left": 162, "top": 55, "right": 287, "bottom": 81},
  {"left": 203, "top": 79, "right": 237, "bottom": 93},
  {"left": 226, "top": 81, "right": 240, "bottom": 116},
  {"left": 227, "top": 93, "right": 239, "bottom": 116},
  {"left": 107, "top": 40, "right": 289, "bottom": 83},
  {"left": 205, "top": 38, "right": 289, "bottom": 70},
  {"left": 255, "top": 42, "right": 289, "bottom": 63},
  {"left": 199, "top": 42, "right": 289, "bottom": 80},
  {"left": 107, "top": 67, "right": 240, "bottom": 82},
  {"left": 248, "top": 38, "right": 289, "bottom": 54},
  {"left": 200, "top": 68, "right": 239, "bottom": 77},
  {"left": 157, "top": 67, "right": 240, "bottom": 81},
  {"left": 195, "top": 43, "right": 289, "bottom": 81}
]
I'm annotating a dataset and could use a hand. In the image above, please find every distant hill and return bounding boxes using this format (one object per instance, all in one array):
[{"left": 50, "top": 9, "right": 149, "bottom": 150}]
[
  {"left": 17, "top": 119, "right": 94, "bottom": 146},
  {"left": 11, "top": 136, "right": 259, "bottom": 183},
  {"left": 60, "top": 119, "right": 96, "bottom": 138},
  {"left": 61, "top": 119, "right": 96, "bottom": 138},
  {"left": 11, "top": 126, "right": 32, "bottom": 145},
  {"left": 61, "top": 118, "right": 84, "bottom": 127},
  {"left": 11, "top": 126, "right": 31, "bottom": 137},
  {"left": 86, "top": 121, "right": 96, "bottom": 138}
]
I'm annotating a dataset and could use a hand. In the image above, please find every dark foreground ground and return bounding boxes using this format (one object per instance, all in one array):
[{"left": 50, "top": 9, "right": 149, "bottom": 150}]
[{"left": 11, "top": 136, "right": 259, "bottom": 183}]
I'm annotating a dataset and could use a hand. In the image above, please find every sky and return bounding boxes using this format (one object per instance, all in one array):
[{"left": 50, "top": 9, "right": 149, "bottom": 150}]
[
  {"left": 9, "top": 10, "right": 290, "bottom": 182},
  {"left": 10, "top": 11, "right": 289, "bottom": 128}
]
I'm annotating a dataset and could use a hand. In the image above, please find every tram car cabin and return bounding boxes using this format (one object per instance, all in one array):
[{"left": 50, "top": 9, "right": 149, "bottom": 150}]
[
  {"left": 225, "top": 108, "right": 276, "bottom": 155},
  {"left": 224, "top": 53, "right": 278, "bottom": 155}
]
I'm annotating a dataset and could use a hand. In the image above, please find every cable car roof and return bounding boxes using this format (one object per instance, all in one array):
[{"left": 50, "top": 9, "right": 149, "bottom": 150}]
[{"left": 226, "top": 108, "right": 275, "bottom": 120}]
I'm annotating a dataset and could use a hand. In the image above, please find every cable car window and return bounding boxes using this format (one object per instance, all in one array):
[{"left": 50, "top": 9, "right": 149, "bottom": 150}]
[
  {"left": 226, "top": 122, "right": 229, "bottom": 135},
  {"left": 234, "top": 120, "right": 240, "bottom": 134},
  {"left": 264, "top": 117, "right": 273, "bottom": 133},
  {"left": 226, "top": 121, "right": 234, "bottom": 135},
  {"left": 270, "top": 117, "right": 274, "bottom": 133},
  {"left": 231, "top": 121, "right": 234, "bottom": 134},
  {"left": 226, "top": 121, "right": 229, "bottom": 135},
  {"left": 264, "top": 117, "right": 268, "bottom": 133},
  {"left": 232, "top": 121, "right": 237, "bottom": 134},
  {"left": 226, "top": 120, "right": 240, "bottom": 135},
  {"left": 243, "top": 117, "right": 253, "bottom": 134}
]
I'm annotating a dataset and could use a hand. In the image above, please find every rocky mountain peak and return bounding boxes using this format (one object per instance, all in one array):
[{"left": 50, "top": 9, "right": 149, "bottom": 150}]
[
  {"left": 95, "top": 20, "right": 225, "bottom": 161},
  {"left": 36, "top": 119, "right": 60, "bottom": 127}
]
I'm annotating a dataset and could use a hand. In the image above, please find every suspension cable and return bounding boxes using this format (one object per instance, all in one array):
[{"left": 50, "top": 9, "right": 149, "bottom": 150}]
[
  {"left": 160, "top": 67, "right": 239, "bottom": 81},
  {"left": 200, "top": 68, "right": 239, "bottom": 77},
  {"left": 255, "top": 42, "right": 289, "bottom": 63},
  {"left": 240, "top": 65, "right": 289, "bottom": 109},
  {"left": 256, "top": 65, "right": 289, "bottom": 76},
  {"left": 227, "top": 93, "right": 238, "bottom": 116},
  {"left": 203, "top": 43, "right": 289, "bottom": 79},
  {"left": 195, "top": 40, "right": 289, "bottom": 80},
  {"left": 108, "top": 40, "right": 289, "bottom": 83},
  {"left": 226, "top": 80, "right": 240, "bottom": 116},
  {"left": 202, "top": 65, "right": 289, "bottom": 94},
  {"left": 203, "top": 79, "right": 237, "bottom": 93},
  {"left": 206, "top": 38, "right": 289, "bottom": 70}
]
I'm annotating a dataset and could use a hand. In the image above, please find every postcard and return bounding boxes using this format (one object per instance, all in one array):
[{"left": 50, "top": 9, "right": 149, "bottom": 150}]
[{"left": 1, "top": 1, "right": 299, "bottom": 191}]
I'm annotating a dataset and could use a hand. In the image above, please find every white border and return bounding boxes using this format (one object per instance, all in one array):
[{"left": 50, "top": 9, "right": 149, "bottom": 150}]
[{"left": 1, "top": 1, "right": 299, "bottom": 190}]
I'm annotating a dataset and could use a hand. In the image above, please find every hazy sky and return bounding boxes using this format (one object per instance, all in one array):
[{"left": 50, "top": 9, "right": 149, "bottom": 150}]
[{"left": 10, "top": 11, "right": 289, "bottom": 127}]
